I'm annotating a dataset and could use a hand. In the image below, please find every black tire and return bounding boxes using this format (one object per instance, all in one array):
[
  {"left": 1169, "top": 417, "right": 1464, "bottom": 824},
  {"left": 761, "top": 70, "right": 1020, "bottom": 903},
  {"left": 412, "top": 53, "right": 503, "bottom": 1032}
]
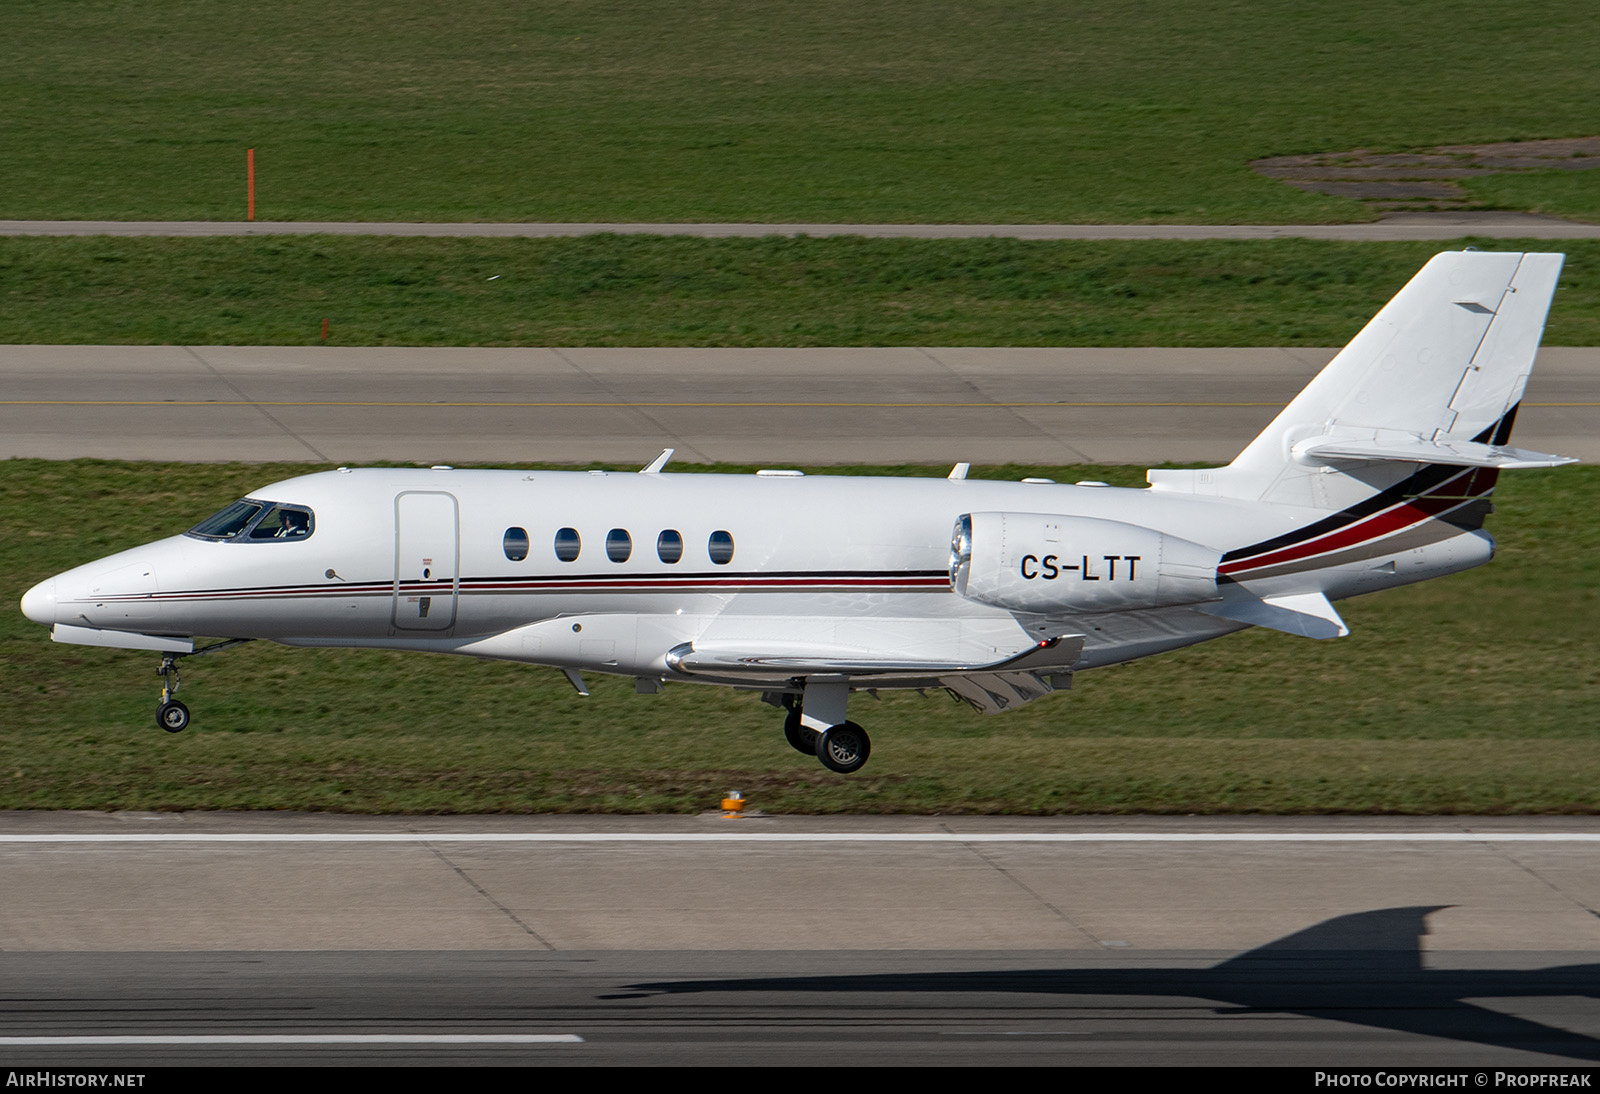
[
  {"left": 157, "top": 699, "right": 190, "bottom": 733},
  {"left": 783, "top": 706, "right": 819, "bottom": 755},
  {"left": 815, "top": 721, "right": 871, "bottom": 774}
]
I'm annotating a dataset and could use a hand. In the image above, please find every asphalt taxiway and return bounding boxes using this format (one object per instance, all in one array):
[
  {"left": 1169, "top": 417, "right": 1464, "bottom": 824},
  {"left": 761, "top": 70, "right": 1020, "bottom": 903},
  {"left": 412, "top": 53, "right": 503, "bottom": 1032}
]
[
  {"left": 3, "top": 813, "right": 1599, "bottom": 1066},
  {"left": 4, "top": 345, "right": 1596, "bottom": 465}
]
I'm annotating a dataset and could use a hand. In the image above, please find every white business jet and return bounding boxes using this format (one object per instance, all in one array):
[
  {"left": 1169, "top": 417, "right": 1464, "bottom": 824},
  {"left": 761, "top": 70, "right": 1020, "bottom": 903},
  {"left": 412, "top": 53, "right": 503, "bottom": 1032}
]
[{"left": 20, "top": 251, "right": 1575, "bottom": 773}]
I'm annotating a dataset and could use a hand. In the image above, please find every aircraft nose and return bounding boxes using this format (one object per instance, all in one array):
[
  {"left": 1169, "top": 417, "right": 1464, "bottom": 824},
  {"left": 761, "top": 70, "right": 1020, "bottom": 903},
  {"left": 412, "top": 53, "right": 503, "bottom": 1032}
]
[{"left": 21, "top": 576, "right": 57, "bottom": 626}]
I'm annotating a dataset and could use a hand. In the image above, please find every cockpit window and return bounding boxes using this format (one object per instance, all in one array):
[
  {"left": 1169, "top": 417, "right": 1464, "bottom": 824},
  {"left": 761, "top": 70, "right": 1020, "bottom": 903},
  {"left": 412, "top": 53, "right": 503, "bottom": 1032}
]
[
  {"left": 185, "top": 499, "right": 314, "bottom": 542},
  {"left": 186, "top": 500, "right": 265, "bottom": 540},
  {"left": 247, "top": 504, "right": 315, "bottom": 540}
]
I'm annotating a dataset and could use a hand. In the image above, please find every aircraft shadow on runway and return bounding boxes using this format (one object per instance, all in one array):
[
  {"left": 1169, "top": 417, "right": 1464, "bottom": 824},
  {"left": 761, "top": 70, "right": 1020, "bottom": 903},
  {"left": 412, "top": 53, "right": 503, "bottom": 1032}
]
[{"left": 617, "top": 907, "right": 1600, "bottom": 1061}]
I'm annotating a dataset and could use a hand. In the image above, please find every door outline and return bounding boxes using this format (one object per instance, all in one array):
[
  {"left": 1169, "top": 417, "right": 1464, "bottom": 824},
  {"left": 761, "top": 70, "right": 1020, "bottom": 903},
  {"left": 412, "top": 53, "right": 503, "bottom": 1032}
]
[{"left": 392, "top": 490, "right": 460, "bottom": 632}]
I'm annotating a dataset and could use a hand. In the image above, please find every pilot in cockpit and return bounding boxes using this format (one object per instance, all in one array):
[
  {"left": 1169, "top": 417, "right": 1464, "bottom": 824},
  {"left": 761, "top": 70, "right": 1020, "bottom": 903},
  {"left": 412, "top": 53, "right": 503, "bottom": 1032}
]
[{"left": 277, "top": 509, "right": 310, "bottom": 539}]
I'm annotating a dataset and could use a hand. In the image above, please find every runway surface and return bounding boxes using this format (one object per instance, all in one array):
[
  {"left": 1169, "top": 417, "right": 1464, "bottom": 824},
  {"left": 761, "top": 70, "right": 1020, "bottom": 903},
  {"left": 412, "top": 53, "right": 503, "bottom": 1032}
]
[
  {"left": 4, "top": 813, "right": 1599, "bottom": 1066},
  {"left": 2, "top": 212, "right": 1597, "bottom": 239},
  {"left": 4, "top": 345, "right": 1596, "bottom": 465}
]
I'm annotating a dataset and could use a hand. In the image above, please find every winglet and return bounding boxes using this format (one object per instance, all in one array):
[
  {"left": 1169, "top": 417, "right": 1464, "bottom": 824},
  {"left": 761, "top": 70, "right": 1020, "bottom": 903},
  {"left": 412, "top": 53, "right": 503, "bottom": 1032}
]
[
  {"left": 948, "top": 463, "right": 970, "bottom": 480},
  {"left": 640, "top": 449, "right": 674, "bottom": 474}
]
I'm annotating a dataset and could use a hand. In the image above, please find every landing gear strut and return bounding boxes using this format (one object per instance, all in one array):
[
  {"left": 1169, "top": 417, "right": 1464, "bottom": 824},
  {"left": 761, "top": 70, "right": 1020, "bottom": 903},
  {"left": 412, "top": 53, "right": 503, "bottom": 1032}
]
[
  {"left": 156, "top": 656, "right": 189, "bottom": 732},
  {"left": 151, "top": 639, "right": 253, "bottom": 732}
]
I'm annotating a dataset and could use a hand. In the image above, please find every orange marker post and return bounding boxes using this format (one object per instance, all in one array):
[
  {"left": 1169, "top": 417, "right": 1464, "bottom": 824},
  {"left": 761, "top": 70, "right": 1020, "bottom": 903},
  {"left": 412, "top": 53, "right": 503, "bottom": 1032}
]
[{"left": 247, "top": 148, "right": 255, "bottom": 221}]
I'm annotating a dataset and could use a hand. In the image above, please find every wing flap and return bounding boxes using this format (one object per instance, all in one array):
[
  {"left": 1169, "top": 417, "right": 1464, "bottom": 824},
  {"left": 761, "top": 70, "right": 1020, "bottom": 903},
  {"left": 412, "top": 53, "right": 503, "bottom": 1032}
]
[{"left": 940, "top": 671, "right": 1059, "bottom": 714}]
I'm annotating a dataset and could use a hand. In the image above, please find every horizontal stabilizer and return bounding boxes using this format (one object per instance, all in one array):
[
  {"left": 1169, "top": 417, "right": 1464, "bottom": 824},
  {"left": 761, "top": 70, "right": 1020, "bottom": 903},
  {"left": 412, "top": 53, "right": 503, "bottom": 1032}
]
[
  {"left": 1198, "top": 591, "right": 1348, "bottom": 640},
  {"left": 1293, "top": 435, "right": 1576, "bottom": 470},
  {"left": 52, "top": 624, "right": 194, "bottom": 653}
]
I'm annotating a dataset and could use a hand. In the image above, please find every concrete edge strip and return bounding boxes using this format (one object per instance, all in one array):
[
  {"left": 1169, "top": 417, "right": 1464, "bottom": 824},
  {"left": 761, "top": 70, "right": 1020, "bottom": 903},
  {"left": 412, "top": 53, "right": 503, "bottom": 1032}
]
[{"left": 2, "top": 832, "right": 1598, "bottom": 844}]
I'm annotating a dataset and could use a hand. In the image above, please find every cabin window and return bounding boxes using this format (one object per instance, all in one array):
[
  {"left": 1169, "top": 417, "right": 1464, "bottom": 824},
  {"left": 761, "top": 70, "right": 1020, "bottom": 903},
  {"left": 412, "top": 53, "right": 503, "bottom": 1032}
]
[
  {"left": 606, "top": 528, "right": 633, "bottom": 563},
  {"left": 503, "top": 527, "right": 529, "bottom": 562},
  {"left": 657, "top": 529, "right": 683, "bottom": 564},
  {"left": 708, "top": 530, "right": 734, "bottom": 565},
  {"left": 554, "top": 527, "right": 581, "bottom": 562}
]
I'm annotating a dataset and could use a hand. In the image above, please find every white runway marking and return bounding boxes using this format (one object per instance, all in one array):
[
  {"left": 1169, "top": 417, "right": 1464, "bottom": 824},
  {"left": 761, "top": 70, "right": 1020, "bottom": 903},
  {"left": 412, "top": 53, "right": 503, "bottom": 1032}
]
[
  {"left": 2, "top": 831, "right": 1598, "bottom": 844},
  {"left": 0, "top": 1034, "right": 584, "bottom": 1045}
]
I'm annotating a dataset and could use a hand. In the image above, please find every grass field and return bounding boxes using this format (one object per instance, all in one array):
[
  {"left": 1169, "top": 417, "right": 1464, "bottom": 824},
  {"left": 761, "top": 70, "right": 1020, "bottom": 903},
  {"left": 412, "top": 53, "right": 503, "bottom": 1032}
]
[
  {"left": 2, "top": 236, "right": 1598, "bottom": 346},
  {"left": 3, "top": 0, "right": 1597, "bottom": 223},
  {"left": 4, "top": 459, "right": 1596, "bottom": 815},
  {"left": 1461, "top": 173, "right": 1600, "bottom": 225}
]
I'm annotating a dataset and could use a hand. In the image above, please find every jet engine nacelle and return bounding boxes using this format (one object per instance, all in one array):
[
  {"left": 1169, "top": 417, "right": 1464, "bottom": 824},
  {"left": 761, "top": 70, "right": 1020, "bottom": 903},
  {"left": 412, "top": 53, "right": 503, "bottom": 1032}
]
[{"left": 950, "top": 512, "right": 1222, "bottom": 614}]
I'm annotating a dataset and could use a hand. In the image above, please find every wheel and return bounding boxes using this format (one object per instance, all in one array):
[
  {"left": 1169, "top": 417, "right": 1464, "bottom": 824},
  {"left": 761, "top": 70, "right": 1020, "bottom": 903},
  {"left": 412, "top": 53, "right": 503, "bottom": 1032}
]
[
  {"left": 815, "top": 721, "right": 871, "bottom": 774},
  {"left": 783, "top": 706, "right": 819, "bottom": 755},
  {"left": 156, "top": 699, "right": 190, "bottom": 733}
]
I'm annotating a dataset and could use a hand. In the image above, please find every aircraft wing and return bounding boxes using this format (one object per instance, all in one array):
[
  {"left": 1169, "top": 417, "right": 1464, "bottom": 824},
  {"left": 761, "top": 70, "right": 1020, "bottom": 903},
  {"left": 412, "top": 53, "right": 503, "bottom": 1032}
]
[
  {"left": 666, "top": 633, "right": 1085, "bottom": 714},
  {"left": 460, "top": 611, "right": 1086, "bottom": 713},
  {"left": 666, "top": 634, "right": 1084, "bottom": 679}
]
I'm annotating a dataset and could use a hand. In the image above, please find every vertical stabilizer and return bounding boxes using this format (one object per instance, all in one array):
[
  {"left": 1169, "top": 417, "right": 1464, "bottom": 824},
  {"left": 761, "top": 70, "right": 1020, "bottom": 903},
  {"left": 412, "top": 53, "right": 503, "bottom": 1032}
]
[{"left": 1149, "top": 251, "right": 1568, "bottom": 507}]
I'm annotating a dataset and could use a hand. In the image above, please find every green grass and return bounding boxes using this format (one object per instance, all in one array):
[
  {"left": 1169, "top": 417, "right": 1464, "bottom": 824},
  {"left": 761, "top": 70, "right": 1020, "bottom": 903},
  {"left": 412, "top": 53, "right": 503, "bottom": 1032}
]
[
  {"left": 1461, "top": 172, "right": 1600, "bottom": 225},
  {"left": 2, "top": 0, "right": 1597, "bottom": 223},
  {"left": 3, "top": 236, "right": 1599, "bottom": 346},
  {"left": 4, "top": 460, "right": 1597, "bottom": 814}
]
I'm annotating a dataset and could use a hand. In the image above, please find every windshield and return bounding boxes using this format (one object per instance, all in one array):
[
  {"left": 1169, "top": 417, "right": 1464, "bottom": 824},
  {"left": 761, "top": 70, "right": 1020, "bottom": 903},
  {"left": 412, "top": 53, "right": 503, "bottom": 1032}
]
[
  {"left": 186, "top": 500, "right": 264, "bottom": 540},
  {"left": 186, "top": 499, "right": 314, "bottom": 542}
]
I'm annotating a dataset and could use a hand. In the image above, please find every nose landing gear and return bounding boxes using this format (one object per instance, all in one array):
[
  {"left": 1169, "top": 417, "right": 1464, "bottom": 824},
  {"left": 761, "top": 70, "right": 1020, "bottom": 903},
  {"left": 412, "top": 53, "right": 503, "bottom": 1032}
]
[
  {"left": 157, "top": 700, "right": 190, "bottom": 732},
  {"left": 150, "top": 639, "right": 253, "bottom": 732},
  {"left": 156, "top": 656, "right": 190, "bottom": 732}
]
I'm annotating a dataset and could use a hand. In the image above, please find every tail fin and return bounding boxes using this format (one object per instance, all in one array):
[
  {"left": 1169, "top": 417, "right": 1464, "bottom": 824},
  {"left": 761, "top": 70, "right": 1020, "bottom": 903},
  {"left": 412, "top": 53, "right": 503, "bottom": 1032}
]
[{"left": 1149, "top": 250, "right": 1573, "bottom": 507}]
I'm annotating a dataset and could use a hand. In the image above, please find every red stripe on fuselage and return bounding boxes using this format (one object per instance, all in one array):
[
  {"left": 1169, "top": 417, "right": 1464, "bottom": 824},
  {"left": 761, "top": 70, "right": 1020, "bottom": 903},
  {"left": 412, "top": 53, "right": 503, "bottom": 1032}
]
[{"left": 1219, "top": 468, "right": 1490, "bottom": 577}]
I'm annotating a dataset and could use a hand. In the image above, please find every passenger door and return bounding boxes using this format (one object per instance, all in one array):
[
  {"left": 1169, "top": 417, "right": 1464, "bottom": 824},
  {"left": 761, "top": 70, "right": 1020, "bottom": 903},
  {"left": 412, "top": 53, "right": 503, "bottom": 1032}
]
[{"left": 393, "top": 491, "right": 459, "bottom": 631}]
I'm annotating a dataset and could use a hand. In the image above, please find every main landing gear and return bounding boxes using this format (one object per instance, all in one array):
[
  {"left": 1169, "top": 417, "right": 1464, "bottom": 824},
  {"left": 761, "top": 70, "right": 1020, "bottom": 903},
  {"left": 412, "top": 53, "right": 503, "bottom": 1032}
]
[
  {"left": 152, "top": 639, "right": 252, "bottom": 732},
  {"left": 815, "top": 721, "right": 871, "bottom": 774},
  {"left": 781, "top": 683, "right": 872, "bottom": 774}
]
